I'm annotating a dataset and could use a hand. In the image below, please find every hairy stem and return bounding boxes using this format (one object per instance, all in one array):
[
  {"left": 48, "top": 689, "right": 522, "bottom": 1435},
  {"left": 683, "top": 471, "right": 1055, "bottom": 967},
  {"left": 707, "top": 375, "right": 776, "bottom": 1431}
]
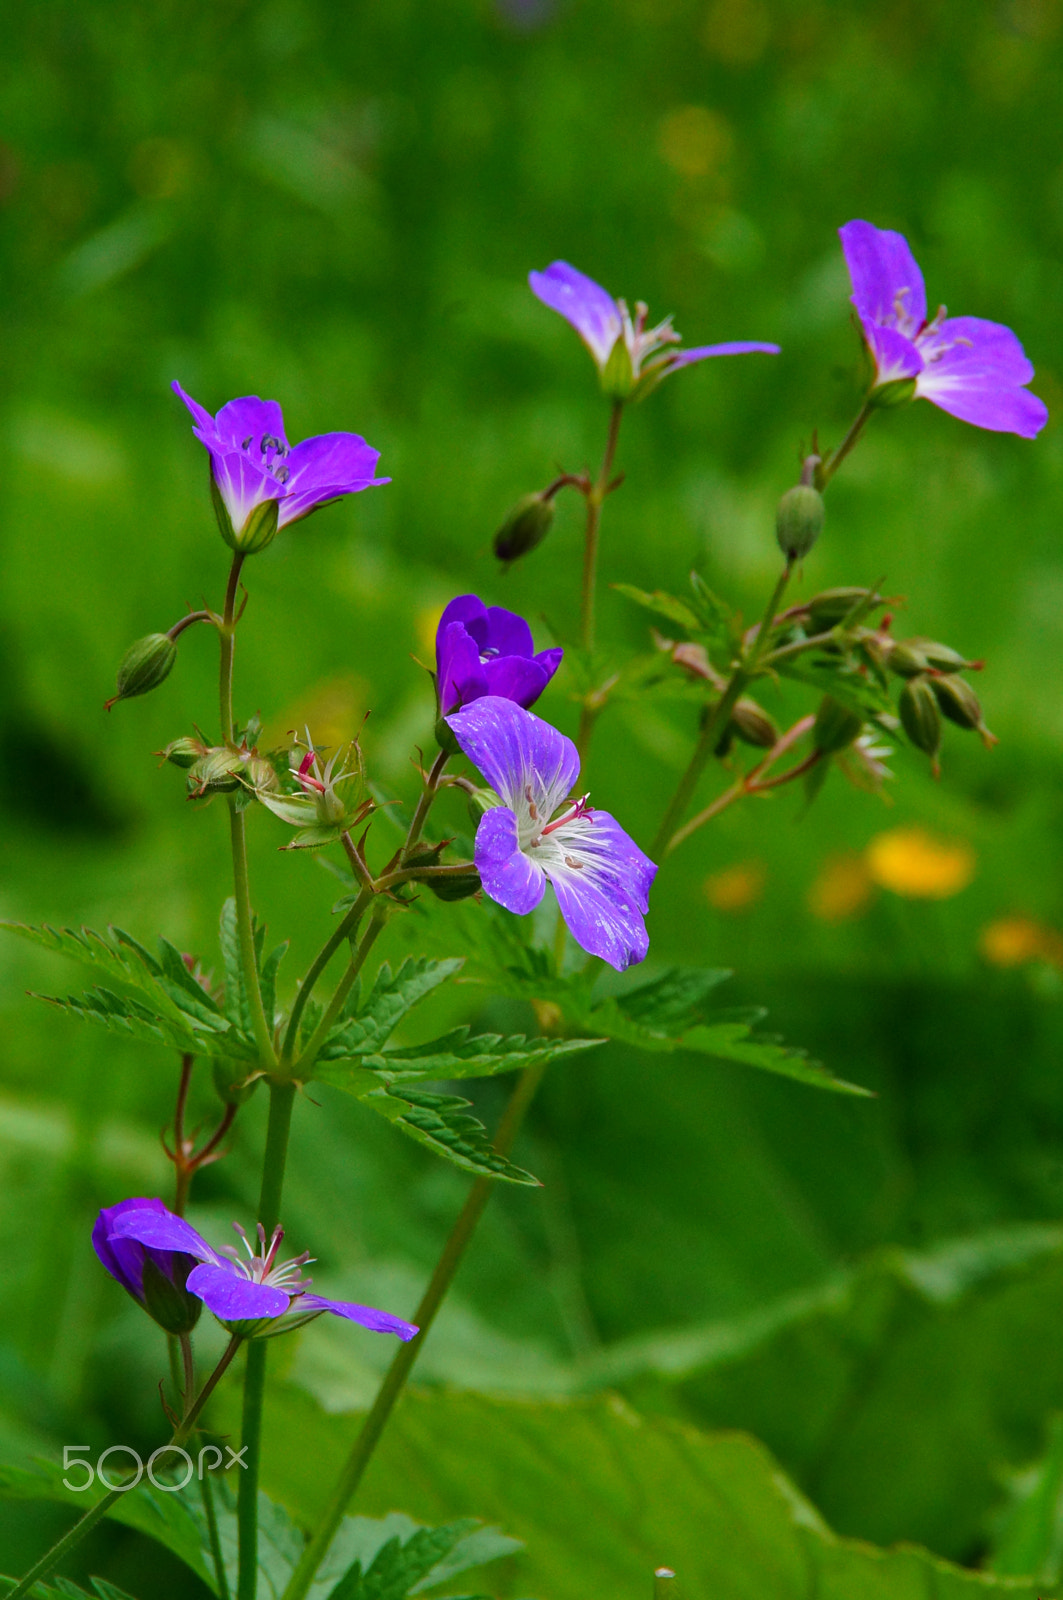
[
  {"left": 402, "top": 749, "right": 449, "bottom": 861},
  {"left": 280, "top": 1062, "right": 546, "bottom": 1600},
  {"left": 236, "top": 1083, "right": 295, "bottom": 1600},
  {"left": 579, "top": 400, "right": 624, "bottom": 657},
  {"left": 293, "top": 911, "right": 388, "bottom": 1077},
  {"left": 816, "top": 399, "right": 873, "bottom": 489},
  {"left": 281, "top": 888, "right": 372, "bottom": 1066}
]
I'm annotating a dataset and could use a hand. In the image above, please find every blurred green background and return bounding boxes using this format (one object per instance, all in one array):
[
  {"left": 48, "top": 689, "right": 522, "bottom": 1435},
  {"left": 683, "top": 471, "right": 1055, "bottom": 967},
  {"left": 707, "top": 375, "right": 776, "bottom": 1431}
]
[{"left": 4, "top": 0, "right": 1063, "bottom": 1593}]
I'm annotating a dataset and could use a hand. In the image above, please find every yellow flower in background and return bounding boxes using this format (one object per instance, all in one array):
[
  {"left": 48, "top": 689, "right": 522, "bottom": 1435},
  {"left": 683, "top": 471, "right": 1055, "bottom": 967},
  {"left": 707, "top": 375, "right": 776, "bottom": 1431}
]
[
  {"left": 416, "top": 603, "right": 445, "bottom": 662},
  {"left": 704, "top": 859, "right": 766, "bottom": 913},
  {"left": 807, "top": 854, "right": 874, "bottom": 922},
  {"left": 658, "top": 106, "right": 734, "bottom": 178},
  {"left": 264, "top": 673, "right": 368, "bottom": 754},
  {"left": 865, "top": 827, "right": 976, "bottom": 900},
  {"left": 980, "top": 916, "right": 1063, "bottom": 969}
]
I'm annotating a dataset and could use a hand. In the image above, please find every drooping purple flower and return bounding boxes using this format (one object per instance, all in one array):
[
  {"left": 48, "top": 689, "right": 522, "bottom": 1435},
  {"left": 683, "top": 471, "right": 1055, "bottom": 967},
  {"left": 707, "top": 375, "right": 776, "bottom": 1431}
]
[
  {"left": 839, "top": 220, "right": 1048, "bottom": 438},
  {"left": 173, "top": 382, "right": 390, "bottom": 547},
  {"left": 447, "top": 696, "right": 656, "bottom": 971},
  {"left": 101, "top": 1203, "right": 418, "bottom": 1340},
  {"left": 529, "top": 261, "right": 779, "bottom": 398},
  {"left": 92, "top": 1196, "right": 202, "bottom": 1334},
  {"left": 436, "top": 595, "right": 563, "bottom": 716}
]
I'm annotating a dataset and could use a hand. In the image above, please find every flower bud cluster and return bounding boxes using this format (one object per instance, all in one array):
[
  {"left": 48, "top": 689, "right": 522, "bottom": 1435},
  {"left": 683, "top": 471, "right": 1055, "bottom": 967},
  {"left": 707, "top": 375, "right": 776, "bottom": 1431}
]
[{"left": 881, "top": 632, "right": 994, "bottom": 775}]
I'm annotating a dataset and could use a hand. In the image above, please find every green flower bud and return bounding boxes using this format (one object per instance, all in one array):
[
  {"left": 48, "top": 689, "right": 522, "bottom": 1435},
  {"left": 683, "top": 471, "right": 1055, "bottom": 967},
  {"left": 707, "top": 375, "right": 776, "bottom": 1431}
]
[
  {"left": 210, "top": 473, "right": 280, "bottom": 555},
  {"left": 804, "top": 587, "right": 886, "bottom": 630},
  {"left": 140, "top": 1255, "right": 202, "bottom": 1336},
  {"left": 160, "top": 736, "right": 209, "bottom": 769},
  {"left": 212, "top": 1058, "right": 257, "bottom": 1106},
  {"left": 106, "top": 633, "right": 178, "bottom": 710},
  {"left": 435, "top": 714, "right": 462, "bottom": 757},
  {"left": 931, "top": 675, "right": 997, "bottom": 747},
  {"left": 600, "top": 335, "right": 635, "bottom": 401},
  {"left": 899, "top": 675, "right": 942, "bottom": 770},
  {"left": 730, "top": 697, "right": 779, "bottom": 748},
  {"left": 466, "top": 786, "right": 502, "bottom": 826},
  {"left": 885, "top": 641, "right": 930, "bottom": 679},
  {"left": 812, "top": 695, "right": 864, "bottom": 755},
  {"left": 905, "top": 636, "right": 978, "bottom": 674},
  {"left": 427, "top": 868, "right": 482, "bottom": 901},
  {"left": 775, "top": 484, "right": 825, "bottom": 563},
  {"left": 494, "top": 493, "right": 556, "bottom": 565},
  {"left": 870, "top": 376, "right": 918, "bottom": 409},
  {"left": 244, "top": 754, "right": 280, "bottom": 793},
  {"left": 188, "top": 747, "right": 245, "bottom": 797}
]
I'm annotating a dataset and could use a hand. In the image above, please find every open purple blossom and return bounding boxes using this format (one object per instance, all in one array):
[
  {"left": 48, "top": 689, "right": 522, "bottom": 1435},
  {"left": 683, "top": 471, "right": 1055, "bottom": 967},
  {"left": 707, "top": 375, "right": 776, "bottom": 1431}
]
[
  {"left": 92, "top": 1197, "right": 202, "bottom": 1334},
  {"left": 839, "top": 221, "right": 1048, "bottom": 438},
  {"left": 173, "top": 382, "right": 390, "bottom": 545},
  {"left": 99, "top": 1202, "right": 418, "bottom": 1340},
  {"left": 529, "top": 261, "right": 779, "bottom": 398},
  {"left": 447, "top": 696, "right": 656, "bottom": 970},
  {"left": 436, "top": 595, "right": 563, "bottom": 716}
]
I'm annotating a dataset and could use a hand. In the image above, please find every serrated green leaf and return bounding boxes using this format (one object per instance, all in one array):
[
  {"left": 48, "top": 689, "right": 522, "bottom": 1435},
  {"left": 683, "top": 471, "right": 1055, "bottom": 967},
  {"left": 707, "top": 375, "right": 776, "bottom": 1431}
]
[
  {"left": 366, "top": 1026, "right": 601, "bottom": 1081},
  {"left": 316, "top": 958, "right": 465, "bottom": 1063},
  {"left": 260, "top": 941, "right": 289, "bottom": 1029},
  {"left": 35, "top": 988, "right": 255, "bottom": 1061},
  {"left": 361, "top": 1086, "right": 538, "bottom": 1184},
  {"left": 613, "top": 583, "right": 702, "bottom": 633},
  {"left": 326, "top": 1519, "right": 482, "bottom": 1600}
]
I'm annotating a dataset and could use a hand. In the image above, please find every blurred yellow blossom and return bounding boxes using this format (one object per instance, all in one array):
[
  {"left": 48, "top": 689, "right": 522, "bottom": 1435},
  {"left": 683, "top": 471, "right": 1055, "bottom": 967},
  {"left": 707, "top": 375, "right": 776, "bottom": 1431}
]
[
  {"left": 658, "top": 106, "right": 733, "bottom": 178},
  {"left": 980, "top": 916, "right": 1063, "bottom": 968},
  {"left": 416, "top": 603, "right": 444, "bottom": 662},
  {"left": 702, "top": 0, "right": 773, "bottom": 64},
  {"left": 264, "top": 673, "right": 368, "bottom": 754},
  {"left": 704, "top": 859, "right": 765, "bottom": 912},
  {"left": 865, "top": 827, "right": 976, "bottom": 900},
  {"left": 808, "top": 854, "right": 874, "bottom": 922}
]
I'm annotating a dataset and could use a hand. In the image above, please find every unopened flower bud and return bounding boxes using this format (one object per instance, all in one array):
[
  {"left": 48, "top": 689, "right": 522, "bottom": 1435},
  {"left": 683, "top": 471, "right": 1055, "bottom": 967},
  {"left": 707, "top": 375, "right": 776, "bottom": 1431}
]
[
  {"left": 188, "top": 747, "right": 244, "bottom": 797},
  {"left": 466, "top": 786, "right": 501, "bottom": 826},
  {"left": 212, "top": 1059, "right": 257, "bottom": 1106},
  {"left": 730, "top": 697, "right": 779, "bottom": 748},
  {"left": 106, "top": 633, "right": 178, "bottom": 710},
  {"left": 141, "top": 1255, "right": 203, "bottom": 1335},
  {"left": 812, "top": 695, "right": 864, "bottom": 754},
  {"left": 244, "top": 754, "right": 279, "bottom": 793},
  {"left": 160, "top": 736, "right": 209, "bottom": 769},
  {"left": 905, "top": 636, "right": 979, "bottom": 675},
  {"left": 494, "top": 493, "right": 556, "bottom": 565},
  {"left": 899, "top": 675, "right": 942, "bottom": 770},
  {"left": 804, "top": 587, "right": 885, "bottom": 630},
  {"left": 435, "top": 714, "right": 462, "bottom": 756},
  {"left": 931, "top": 676, "right": 997, "bottom": 747},
  {"left": 885, "top": 641, "right": 930, "bottom": 679},
  {"left": 869, "top": 376, "right": 918, "bottom": 409},
  {"left": 776, "top": 485, "right": 824, "bottom": 563},
  {"left": 427, "top": 868, "right": 482, "bottom": 901},
  {"left": 211, "top": 475, "right": 280, "bottom": 555}
]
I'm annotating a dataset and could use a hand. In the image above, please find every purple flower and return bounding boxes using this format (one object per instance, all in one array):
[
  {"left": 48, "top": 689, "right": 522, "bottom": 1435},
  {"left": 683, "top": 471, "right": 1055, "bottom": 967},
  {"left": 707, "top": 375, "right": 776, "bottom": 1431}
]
[
  {"left": 447, "top": 696, "right": 656, "bottom": 971},
  {"left": 436, "top": 595, "right": 563, "bottom": 716},
  {"left": 839, "top": 220, "right": 1048, "bottom": 438},
  {"left": 173, "top": 383, "right": 390, "bottom": 549},
  {"left": 99, "top": 1202, "right": 418, "bottom": 1341},
  {"left": 529, "top": 261, "right": 779, "bottom": 399},
  {"left": 92, "top": 1197, "right": 202, "bottom": 1334}
]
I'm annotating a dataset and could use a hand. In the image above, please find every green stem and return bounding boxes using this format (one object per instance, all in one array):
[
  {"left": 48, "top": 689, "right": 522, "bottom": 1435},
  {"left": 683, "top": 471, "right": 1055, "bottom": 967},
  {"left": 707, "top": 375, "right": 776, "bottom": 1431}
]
[
  {"left": 651, "top": 561, "right": 792, "bottom": 859},
  {"left": 816, "top": 399, "right": 873, "bottom": 489},
  {"left": 579, "top": 400, "right": 624, "bottom": 656},
  {"left": 293, "top": 912, "right": 388, "bottom": 1077},
  {"left": 402, "top": 750, "right": 449, "bottom": 861},
  {"left": 230, "top": 802, "right": 277, "bottom": 1066},
  {"left": 236, "top": 1083, "right": 296, "bottom": 1600},
  {"left": 281, "top": 888, "right": 372, "bottom": 1067},
  {"left": 279, "top": 1063, "right": 547, "bottom": 1600},
  {"left": 201, "top": 1468, "right": 233, "bottom": 1600},
  {"left": 7, "top": 1336, "right": 241, "bottom": 1599},
  {"left": 218, "top": 554, "right": 245, "bottom": 744}
]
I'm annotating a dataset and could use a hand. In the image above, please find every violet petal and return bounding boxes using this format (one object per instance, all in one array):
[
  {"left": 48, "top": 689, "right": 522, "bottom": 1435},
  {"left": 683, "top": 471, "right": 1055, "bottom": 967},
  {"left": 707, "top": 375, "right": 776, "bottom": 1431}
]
[
  {"left": 839, "top": 219, "right": 927, "bottom": 333},
  {"left": 186, "top": 1263, "right": 290, "bottom": 1321},
  {"left": 300, "top": 1294, "right": 419, "bottom": 1340},
  {"left": 109, "top": 1208, "right": 217, "bottom": 1262},
  {"left": 474, "top": 806, "right": 546, "bottom": 915},
  {"left": 210, "top": 449, "right": 283, "bottom": 533},
  {"left": 529, "top": 261, "right": 623, "bottom": 369},
  {"left": 447, "top": 695, "right": 579, "bottom": 813},
  {"left": 483, "top": 605, "right": 534, "bottom": 658},
  {"left": 671, "top": 341, "right": 781, "bottom": 365},
  {"left": 482, "top": 655, "right": 552, "bottom": 708},
  {"left": 438, "top": 623, "right": 489, "bottom": 714},
  {"left": 538, "top": 810, "right": 657, "bottom": 971},
  {"left": 93, "top": 1196, "right": 171, "bottom": 1300},
  {"left": 212, "top": 396, "right": 289, "bottom": 454},
  {"left": 915, "top": 316, "right": 1048, "bottom": 436},
  {"left": 859, "top": 318, "right": 924, "bottom": 386}
]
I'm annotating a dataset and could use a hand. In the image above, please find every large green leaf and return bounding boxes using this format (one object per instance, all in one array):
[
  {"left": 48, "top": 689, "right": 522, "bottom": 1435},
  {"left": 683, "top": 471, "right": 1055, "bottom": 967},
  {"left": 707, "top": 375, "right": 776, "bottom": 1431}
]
[
  {"left": 345, "top": 1026, "right": 600, "bottom": 1081},
  {"left": 36, "top": 988, "right": 256, "bottom": 1061},
  {"left": 240, "top": 1384, "right": 1052, "bottom": 1600},
  {"left": 316, "top": 958, "right": 466, "bottom": 1063},
  {"left": 358, "top": 1087, "right": 538, "bottom": 1185}
]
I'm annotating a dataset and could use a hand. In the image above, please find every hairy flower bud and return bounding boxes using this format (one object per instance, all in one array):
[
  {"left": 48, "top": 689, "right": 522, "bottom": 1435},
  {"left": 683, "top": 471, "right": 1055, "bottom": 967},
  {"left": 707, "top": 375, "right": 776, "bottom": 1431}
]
[
  {"left": 804, "top": 587, "right": 885, "bottom": 630},
  {"left": 931, "top": 675, "right": 997, "bottom": 747},
  {"left": 494, "top": 493, "right": 556, "bottom": 565},
  {"left": 776, "top": 484, "right": 825, "bottom": 563},
  {"left": 899, "top": 676, "right": 942, "bottom": 771},
  {"left": 106, "top": 633, "right": 178, "bottom": 710},
  {"left": 160, "top": 735, "right": 209, "bottom": 769},
  {"left": 730, "top": 697, "right": 779, "bottom": 748},
  {"left": 812, "top": 695, "right": 864, "bottom": 754},
  {"left": 187, "top": 747, "right": 244, "bottom": 797}
]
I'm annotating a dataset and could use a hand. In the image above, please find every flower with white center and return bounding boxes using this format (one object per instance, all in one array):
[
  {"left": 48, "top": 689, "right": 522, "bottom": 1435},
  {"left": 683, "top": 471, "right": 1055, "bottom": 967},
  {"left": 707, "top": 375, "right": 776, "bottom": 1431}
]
[
  {"left": 839, "top": 220, "right": 1047, "bottom": 437},
  {"left": 447, "top": 696, "right": 656, "bottom": 971}
]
